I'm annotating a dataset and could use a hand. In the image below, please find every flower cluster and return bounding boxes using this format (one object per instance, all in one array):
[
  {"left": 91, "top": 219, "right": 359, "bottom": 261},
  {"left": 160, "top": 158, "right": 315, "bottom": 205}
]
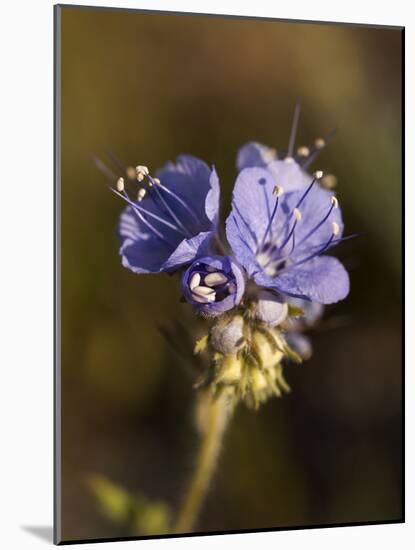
[{"left": 110, "top": 108, "right": 351, "bottom": 408}]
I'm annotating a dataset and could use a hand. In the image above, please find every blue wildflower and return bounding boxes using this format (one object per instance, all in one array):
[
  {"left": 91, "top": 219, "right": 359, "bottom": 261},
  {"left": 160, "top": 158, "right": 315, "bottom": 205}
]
[
  {"left": 225, "top": 167, "right": 350, "bottom": 304},
  {"left": 115, "top": 155, "right": 220, "bottom": 274},
  {"left": 182, "top": 256, "right": 245, "bottom": 316},
  {"left": 236, "top": 105, "right": 342, "bottom": 331}
]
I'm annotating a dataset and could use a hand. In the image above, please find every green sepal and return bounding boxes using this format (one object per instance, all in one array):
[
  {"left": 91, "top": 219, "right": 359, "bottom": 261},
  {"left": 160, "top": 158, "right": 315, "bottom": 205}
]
[
  {"left": 283, "top": 342, "right": 302, "bottom": 364},
  {"left": 194, "top": 334, "right": 210, "bottom": 354},
  {"left": 287, "top": 304, "right": 305, "bottom": 318}
]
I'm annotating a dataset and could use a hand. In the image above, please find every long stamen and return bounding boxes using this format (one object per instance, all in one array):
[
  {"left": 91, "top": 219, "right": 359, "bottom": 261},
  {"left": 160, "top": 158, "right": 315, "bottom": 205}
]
[
  {"left": 110, "top": 187, "right": 182, "bottom": 243},
  {"left": 278, "top": 207, "right": 302, "bottom": 252},
  {"left": 265, "top": 232, "right": 356, "bottom": 276},
  {"left": 277, "top": 171, "right": 320, "bottom": 240},
  {"left": 259, "top": 185, "right": 284, "bottom": 252},
  {"left": 282, "top": 222, "right": 340, "bottom": 270},
  {"left": 288, "top": 227, "right": 297, "bottom": 256},
  {"left": 302, "top": 129, "right": 337, "bottom": 169},
  {"left": 97, "top": 161, "right": 169, "bottom": 243},
  {"left": 94, "top": 156, "right": 118, "bottom": 181},
  {"left": 297, "top": 195, "right": 338, "bottom": 247},
  {"left": 301, "top": 232, "right": 358, "bottom": 254},
  {"left": 287, "top": 100, "right": 301, "bottom": 158},
  {"left": 295, "top": 171, "right": 321, "bottom": 209},
  {"left": 133, "top": 166, "right": 192, "bottom": 237},
  {"left": 147, "top": 176, "right": 193, "bottom": 237},
  {"left": 147, "top": 174, "right": 201, "bottom": 227},
  {"left": 105, "top": 149, "right": 129, "bottom": 176}
]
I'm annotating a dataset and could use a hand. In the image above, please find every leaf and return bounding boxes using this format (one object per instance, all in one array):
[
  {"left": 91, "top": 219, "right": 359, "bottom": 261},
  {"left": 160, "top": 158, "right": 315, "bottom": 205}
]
[
  {"left": 88, "top": 475, "right": 134, "bottom": 524},
  {"left": 133, "top": 498, "right": 171, "bottom": 535},
  {"left": 88, "top": 474, "right": 172, "bottom": 535}
]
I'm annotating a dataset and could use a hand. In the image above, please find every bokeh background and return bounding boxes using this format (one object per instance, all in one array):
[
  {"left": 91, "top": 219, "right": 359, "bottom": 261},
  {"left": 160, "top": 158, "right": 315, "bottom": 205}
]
[{"left": 58, "top": 6, "right": 403, "bottom": 542}]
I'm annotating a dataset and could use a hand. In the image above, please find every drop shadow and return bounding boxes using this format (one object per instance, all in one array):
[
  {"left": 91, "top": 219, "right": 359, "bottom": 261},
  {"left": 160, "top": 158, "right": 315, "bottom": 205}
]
[{"left": 21, "top": 525, "right": 54, "bottom": 544}]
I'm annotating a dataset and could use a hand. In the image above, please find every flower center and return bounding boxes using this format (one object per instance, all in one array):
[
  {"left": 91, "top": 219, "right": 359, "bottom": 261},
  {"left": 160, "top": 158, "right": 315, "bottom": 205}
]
[
  {"left": 188, "top": 263, "right": 237, "bottom": 304},
  {"left": 255, "top": 172, "right": 342, "bottom": 275}
]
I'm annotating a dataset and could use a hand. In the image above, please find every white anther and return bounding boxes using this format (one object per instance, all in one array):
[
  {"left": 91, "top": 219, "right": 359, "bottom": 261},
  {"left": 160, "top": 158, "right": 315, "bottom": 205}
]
[
  {"left": 116, "top": 177, "right": 125, "bottom": 192},
  {"left": 297, "top": 146, "right": 310, "bottom": 157},
  {"left": 136, "top": 165, "right": 149, "bottom": 176},
  {"left": 273, "top": 185, "right": 284, "bottom": 197},
  {"left": 227, "top": 282, "right": 237, "bottom": 294},
  {"left": 315, "top": 138, "right": 326, "bottom": 149},
  {"left": 204, "top": 272, "right": 228, "bottom": 287},
  {"left": 332, "top": 222, "right": 340, "bottom": 236},
  {"left": 314, "top": 170, "right": 324, "bottom": 179},
  {"left": 293, "top": 208, "right": 302, "bottom": 221},
  {"left": 137, "top": 188, "right": 146, "bottom": 201},
  {"left": 192, "top": 293, "right": 215, "bottom": 304},
  {"left": 126, "top": 166, "right": 136, "bottom": 180},
  {"left": 331, "top": 196, "right": 339, "bottom": 208},
  {"left": 284, "top": 156, "right": 294, "bottom": 163},
  {"left": 137, "top": 172, "right": 145, "bottom": 182},
  {"left": 189, "top": 273, "right": 201, "bottom": 290},
  {"left": 153, "top": 177, "right": 161, "bottom": 185},
  {"left": 192, "top": 285, "right": 216, "bottom": 298},
  {"left": 263, "top": 148, "right": 277, "bottom": 162},
  {"left": 322, "top": 174, "right": 338, "bottom": 189}
]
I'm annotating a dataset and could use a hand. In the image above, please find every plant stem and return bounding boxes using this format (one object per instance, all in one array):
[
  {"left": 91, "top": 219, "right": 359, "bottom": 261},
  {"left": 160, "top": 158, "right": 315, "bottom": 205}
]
[{"left": 173, "top": 391, "right": 233, "bottom": 533}]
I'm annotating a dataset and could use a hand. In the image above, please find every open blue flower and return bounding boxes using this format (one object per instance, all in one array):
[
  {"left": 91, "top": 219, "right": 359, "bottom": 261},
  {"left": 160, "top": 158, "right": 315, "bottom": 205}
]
[
  {"left": 225, "top": 167, "right": 349, "bottom": 304},
  {"left": 116, "top": 155, "right": 220, "bottom": 274},
  {"left": 182, "top": 256, "right": 245, "bottom": 316}
]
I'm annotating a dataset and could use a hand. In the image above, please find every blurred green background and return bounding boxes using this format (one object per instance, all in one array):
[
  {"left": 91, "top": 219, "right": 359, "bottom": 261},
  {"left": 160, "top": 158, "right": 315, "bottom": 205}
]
[{"left": 59, "top": 6, "right": 402, "bottom": 541}]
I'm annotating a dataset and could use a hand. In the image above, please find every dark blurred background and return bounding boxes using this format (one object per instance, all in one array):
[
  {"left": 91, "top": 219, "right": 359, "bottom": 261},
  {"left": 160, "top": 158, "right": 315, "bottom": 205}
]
[{"left": 58, "top": 6, "right": 402, "bottom": 541}]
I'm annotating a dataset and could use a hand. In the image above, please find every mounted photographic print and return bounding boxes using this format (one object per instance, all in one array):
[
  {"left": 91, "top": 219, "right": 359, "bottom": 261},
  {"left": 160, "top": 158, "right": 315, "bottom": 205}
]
[{"left": 54, "top": 4, "right": 404, "bottom": 545}]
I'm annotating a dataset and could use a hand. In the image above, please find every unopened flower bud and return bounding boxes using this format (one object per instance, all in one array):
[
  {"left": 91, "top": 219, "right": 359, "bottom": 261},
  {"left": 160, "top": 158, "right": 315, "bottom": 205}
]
[
  {"left": 210, "top": 315, "right": 245, "bottom": 355},
  {"left": 182, "top": 256, "right": 245, "bottom": 316},
  {"left": 254, "top": 289, "right": 288, "bottom": 327}
]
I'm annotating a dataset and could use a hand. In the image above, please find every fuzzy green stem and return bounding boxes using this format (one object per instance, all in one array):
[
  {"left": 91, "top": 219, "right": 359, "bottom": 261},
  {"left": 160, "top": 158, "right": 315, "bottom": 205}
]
[{"left": 173, "top": 391, "right": 232, "bottom": 533}]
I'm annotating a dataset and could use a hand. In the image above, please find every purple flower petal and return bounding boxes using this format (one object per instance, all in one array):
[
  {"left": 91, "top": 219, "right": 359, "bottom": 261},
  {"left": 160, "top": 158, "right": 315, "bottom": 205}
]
[
  {"left": 119, "top": 206, "right": 173, "bottom": 274},
  {"left": 226, "top": 167, "right": 277, "bottom": 254},
  {"left": 162, "top": 231, "right": 213, "bottom": 272},
  {"left": 254, "top": 256, "right": 350, "bottom": 304},
  {"left": 236, "top": 142, "right": 278, "bottom": 171},
  {"left": 266, "top": 159, "right": 313, "bottom": 193},
  {"left": 280, "top": 185, "right": 344, "bottom": 254},
  {"left": 205, "top": 167, "right": 220, "bottom": 224}
]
